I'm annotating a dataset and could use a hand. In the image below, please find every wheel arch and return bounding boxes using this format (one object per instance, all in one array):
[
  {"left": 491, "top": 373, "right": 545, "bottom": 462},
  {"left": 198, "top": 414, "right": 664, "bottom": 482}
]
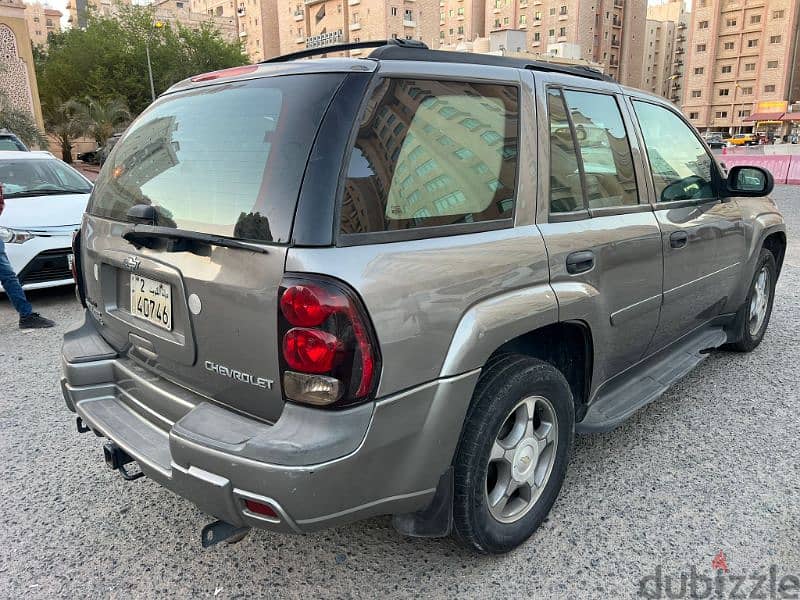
[{"left": 762, "top": 230, "right": 786, "bottom": 277}]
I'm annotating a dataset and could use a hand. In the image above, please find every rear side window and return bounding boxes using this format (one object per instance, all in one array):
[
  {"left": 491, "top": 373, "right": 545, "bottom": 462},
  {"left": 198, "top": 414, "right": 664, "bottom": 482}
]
[
  {"left": 89, "top": 74, "right": 346, "bottom": 244},
  {"left": 339, "top": 79, "right": 519, "bottom": 236},
  {"left": 547, "top": 88, "right": 638, "bottom": 214}
]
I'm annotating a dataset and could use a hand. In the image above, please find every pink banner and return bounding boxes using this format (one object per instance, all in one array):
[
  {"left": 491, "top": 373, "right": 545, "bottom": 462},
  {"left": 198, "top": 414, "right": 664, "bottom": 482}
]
[
  {"left": 718, "top": 155, "right": 790, "bottom": 184},
  {"left": 787, "top": 156, "right": 800, "bottom": 185}
]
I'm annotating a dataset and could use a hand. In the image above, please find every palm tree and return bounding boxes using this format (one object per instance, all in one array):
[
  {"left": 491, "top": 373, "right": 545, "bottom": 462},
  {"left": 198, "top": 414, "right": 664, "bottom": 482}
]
[
  {"left": 74, "top": 97, "right": 131, "bottom": 147},
  {"left": 43, "top": 99, "right": 88, "bottom": 163}
]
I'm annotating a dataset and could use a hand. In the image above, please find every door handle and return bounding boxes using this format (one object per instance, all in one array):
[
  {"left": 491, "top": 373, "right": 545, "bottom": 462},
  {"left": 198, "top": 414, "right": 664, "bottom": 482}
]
[
  {"left": 566, "top": 250, "right": 595, "bottom": 274},
  {"left": 670, "top": 231, "right": 689, "bottom": 249}
]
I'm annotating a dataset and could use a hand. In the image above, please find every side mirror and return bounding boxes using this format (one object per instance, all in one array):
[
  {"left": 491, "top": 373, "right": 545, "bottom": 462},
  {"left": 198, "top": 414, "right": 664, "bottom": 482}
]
[{"left": 726, "top": 165, "right": 774, "bottom": 197}]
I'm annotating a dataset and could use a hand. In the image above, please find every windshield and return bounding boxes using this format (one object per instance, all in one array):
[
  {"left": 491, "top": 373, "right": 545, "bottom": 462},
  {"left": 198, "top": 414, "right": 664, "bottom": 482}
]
[
  {"left": 0, "top": 158, "right": 92, "bottom": 197},
  {"left": 89, "top": 73, "right": 346, "bottom": 244}
]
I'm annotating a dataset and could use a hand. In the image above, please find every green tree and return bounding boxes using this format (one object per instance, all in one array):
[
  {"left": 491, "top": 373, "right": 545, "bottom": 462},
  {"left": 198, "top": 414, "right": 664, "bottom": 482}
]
[
  {"left": 43, "top": 99, "right": 88, "bottom": 163},
  {"left": 36, "top": 5, "right": 248, "bottom": 117},
  {"left": 73, "top": 97, "right": 131, "bottom": 146}
]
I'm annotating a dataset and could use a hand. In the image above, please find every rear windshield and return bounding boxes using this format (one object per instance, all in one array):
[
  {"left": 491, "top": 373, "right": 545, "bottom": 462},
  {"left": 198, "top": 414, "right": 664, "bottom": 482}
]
[{"left": 89, "top": 73, "right": 345, "bottom": 244}]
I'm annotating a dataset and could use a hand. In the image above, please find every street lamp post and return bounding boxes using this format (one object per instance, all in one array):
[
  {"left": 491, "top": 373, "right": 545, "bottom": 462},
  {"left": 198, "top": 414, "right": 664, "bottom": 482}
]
[{"left": 144, "top": 20, "right": 165, "bottom": 103}]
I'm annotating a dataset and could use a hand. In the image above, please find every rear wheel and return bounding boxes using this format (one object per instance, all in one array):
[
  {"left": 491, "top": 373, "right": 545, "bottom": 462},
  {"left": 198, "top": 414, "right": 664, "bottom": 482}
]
[
  {"left": 452, "top": 355, "right": 574, "bottom": 554},
  {"left": 725, "top": 248, "right": 776, "bottom": 352}
]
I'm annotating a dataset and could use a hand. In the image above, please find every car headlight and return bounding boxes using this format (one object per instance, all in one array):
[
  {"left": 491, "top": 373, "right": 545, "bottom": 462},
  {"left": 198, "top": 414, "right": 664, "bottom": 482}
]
[{"left": 0, "top": 227, "right": 34, "bottom": 244}]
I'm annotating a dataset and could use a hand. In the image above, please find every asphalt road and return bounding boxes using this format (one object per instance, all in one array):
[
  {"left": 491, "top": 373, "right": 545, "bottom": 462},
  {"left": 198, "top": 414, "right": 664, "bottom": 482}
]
[{"left": 1, "top": 187, "right": 798, "bottom": 599}]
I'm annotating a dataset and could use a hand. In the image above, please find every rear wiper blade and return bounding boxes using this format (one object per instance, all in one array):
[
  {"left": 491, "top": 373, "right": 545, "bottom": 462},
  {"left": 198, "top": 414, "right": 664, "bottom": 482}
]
[{"left": 122, "top": 225, "right": 269, "bottom": 255}]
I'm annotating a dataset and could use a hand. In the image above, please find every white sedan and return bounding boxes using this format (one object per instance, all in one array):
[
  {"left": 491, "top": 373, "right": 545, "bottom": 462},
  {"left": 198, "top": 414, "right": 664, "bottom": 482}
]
[{"left": 0, "top": 151, "right": 93, "bottom": 291}]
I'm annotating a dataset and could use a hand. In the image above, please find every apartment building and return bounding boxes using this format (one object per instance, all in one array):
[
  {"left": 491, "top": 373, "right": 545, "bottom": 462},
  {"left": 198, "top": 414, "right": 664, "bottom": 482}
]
[
  {"left": 24, "top": 2, "right": 61, "bottom": 48},
  {"left": 277, "top": 0, "right": 441, "bottom": 58},
  {"left": 440, "top": 0, "right": 485, "bottom": 49},
  {"left": 639, "top": 1, "right": 688, "bottom": 102},
  {"left": 682, "top": 0, "right": 800, "bottom": 135},
  {"left": 479, "top": 0, "right": 646, "bottom": 86},
  {"left": 152, "top": 0, "right": 238, "bottom": 44},
  {"left": 189, "top": 0, "right": 279, "bottom": 60},
  {"left": 67, "top": 0, "right": 132, "bottom": 28}
]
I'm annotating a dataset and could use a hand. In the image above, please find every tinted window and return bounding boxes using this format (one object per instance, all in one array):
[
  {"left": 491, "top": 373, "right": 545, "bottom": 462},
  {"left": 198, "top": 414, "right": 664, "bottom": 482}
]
[
  {"left": 89, "top": 74, "right": 346, "bottom": 243},
  {"left": 632, "top": 101, "right": 715, "bottom": 202},
  {"left": 563, "top": 91, "right": 638, "bottom": 208},
  {"left": 547, "top": 89, "right": 583, "bottom": 213},
  {"left": 339, "top": 79, "right": 519, "bottom": 235}
]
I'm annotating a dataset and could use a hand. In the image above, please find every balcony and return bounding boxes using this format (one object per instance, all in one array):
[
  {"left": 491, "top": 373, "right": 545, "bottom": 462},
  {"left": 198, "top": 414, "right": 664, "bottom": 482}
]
[
  {"left": 676, "top": 34, "right": 685, "bottom": 42},
  {"left": 613, "top": 0, "right": 623, "bottom": 6},
  {"left": 403, "top": 19, "right": 416, "bottom": 27},
  {"left": 675, "top": 46, "right": 685, "bottom": 54},
  {"left": 239, "top": 30, "right": 247, "bottom": 37},
  {"left": 350, "top": 21, "right": 361, "bottom": 30},
  {"left": 348, "top": 0, "right": 359, "bottom": 4},
  {"left": 677, "top": 21, "right": 687, "bottom": 29},
  {"left": 293, "top": 11, "right": 303, "bottom": 20},
  {"left": 612, "top": 18, "right": 622, "bottom": 27}
]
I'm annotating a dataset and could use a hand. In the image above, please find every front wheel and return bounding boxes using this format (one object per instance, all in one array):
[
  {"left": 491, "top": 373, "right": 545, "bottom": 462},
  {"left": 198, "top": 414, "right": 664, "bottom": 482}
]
[
  {"left": 452, "top": 355, "right": 574, "bottom": 554},
  {"left": 725, "top": 248, "right": 777, "bottom": 352}
]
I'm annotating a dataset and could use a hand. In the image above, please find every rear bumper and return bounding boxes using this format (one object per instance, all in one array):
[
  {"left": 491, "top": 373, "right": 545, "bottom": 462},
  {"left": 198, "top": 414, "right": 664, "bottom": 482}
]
[{"left": 61, "top": 312, "right": 478, "bottom": 533}]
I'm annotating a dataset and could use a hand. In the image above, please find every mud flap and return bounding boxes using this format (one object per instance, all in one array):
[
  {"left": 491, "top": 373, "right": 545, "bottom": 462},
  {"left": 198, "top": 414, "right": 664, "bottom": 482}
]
[{"left": 391, "top": 468, "right": 453, "bottom": 538}]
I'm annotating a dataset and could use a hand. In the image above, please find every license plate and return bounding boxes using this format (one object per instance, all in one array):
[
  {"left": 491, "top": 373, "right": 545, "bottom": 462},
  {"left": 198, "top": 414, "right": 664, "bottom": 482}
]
[{"left": 130, "top": 274, "right": 172, "bottom": 331}]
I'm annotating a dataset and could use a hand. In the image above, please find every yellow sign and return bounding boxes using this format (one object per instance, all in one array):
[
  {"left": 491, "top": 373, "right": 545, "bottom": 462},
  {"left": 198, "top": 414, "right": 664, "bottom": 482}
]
[{"left": 756, "top": 100, "right": 788, "bottom": 113}]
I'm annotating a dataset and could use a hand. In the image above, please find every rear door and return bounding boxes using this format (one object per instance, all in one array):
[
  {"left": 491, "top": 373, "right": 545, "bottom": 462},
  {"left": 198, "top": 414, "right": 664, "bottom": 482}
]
[
  {"left": 629, "top": 99, "right": 746, "bottom": 352},
  {"left": 535, "top": 75, "right": 664, "bottom": 384},
  {"left": 81, "top": 71, "right": 353, "bottom": 423}
]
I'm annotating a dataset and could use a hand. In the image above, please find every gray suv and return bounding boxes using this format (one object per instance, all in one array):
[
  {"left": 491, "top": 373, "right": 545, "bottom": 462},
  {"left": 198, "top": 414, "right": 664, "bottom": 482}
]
[{"left": 60, "top": 40, "right": 786, "bottom": 554}]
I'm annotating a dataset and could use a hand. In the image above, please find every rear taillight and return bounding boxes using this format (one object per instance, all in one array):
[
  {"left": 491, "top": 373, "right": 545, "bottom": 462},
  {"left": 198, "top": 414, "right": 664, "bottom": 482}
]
[
  {"left": 278, "top": 276, "right": 380, "bottom": 407},
  {"left": 71, "top": 228, "right": 86, "bottom": 308}
]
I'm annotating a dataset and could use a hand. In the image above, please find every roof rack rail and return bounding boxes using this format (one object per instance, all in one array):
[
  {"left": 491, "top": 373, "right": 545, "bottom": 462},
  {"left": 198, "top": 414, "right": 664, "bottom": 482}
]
[
  {"left": 368, "top": 44, "right": 615, "bottom": 82},
  {"left": 260, "top": 38, "right": 428, "bottom": 64}
]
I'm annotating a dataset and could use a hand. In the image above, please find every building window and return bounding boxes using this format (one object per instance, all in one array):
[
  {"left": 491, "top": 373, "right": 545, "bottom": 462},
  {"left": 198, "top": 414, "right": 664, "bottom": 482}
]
[
  {"left": 559, "top": 26, "right": 565, "bottom": 36},
  {"left": 750, "top": 15, "right": 761, "bottom": 24},
  {"left": 559, "top": 5, "right": 567, "bottom": 15},
  {"left": 764, "top": 85, "right": 776, "bottom": 92},
  {"left": 495, "top": 19, "right": 501, "bottom": 27},
  {"left": 738, "top": 110, "right": 751, "bottom": 118},
  {"left": 744, "top": 62, "right": 756, "bottom": 71},
  {"left": 723, "top": 42, "right": 734, "bottom": 50},
  {"left": 549, "top": 7, "right": 556, "bottom": 15},
  {"left": 741, "top": 86, "right": 752, "bottom": 95},
  {"left": 548, "top": 28, "right": 555, "bottom": 36},
  {"left": 769, "top": 35, "right": 781, "bottom": 44},
  {"left": 534, "top": 11, "right": 541, "bottom": 20},
  {"left": 715, "top": 111, "right": 728, "bottom": 118},
  {"left": 747, "top": 39, "right": 758, "bottom": 47},
  {"left": 773, "top": 10, "right": 785, "bottom": 19},
  {"left": 719, "top": 89, "right": 729, "bottom": 96},
  {"left": 767, "top": 60, "right": 778, "bottom": 69},
  {"left": 502, "top": 16, "right": 509, "bottom": 24},
  {"left": 696, "top": 44, "right": 706, "bottom": 52},
  {"left": 691, "top": 90, "right": 701, "bottom": 98},
  {"left": 457, "top": 7, "right": 464, "bottom": 15},
  {"left": 694, "top": 67, "right": 704, "bottom": 75},
  {"left": 721, "top": 66, "right": 732, "bottom": 74},
  {"left": 698, "top": 20, "right": 708, "bottom": 29},
  {"left": 391, "top": 7, "right": 397, "bottom": 16},
  {"left": 726, "top": 18, "right": 736, "bottom": 26},
  {"left": 457, "top": 25, "right": 464, "bottom": 34},
  {"left": 519, "top": 14, "right": 527, "bottom": 25},
  {"left": 533, "top": 32, "right": 540, "bottom": 41},
  {"left": 404, "top": 8, "right": 413, "bottom": 20},
  {"left": 689, "top": 112, "right": 699, "bottom": 119}
]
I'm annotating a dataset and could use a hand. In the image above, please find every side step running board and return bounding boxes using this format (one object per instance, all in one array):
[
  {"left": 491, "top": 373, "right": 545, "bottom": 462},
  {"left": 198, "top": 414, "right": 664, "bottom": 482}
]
[{"left": 577, "top": 327, "right": 728, "bottom": 433}]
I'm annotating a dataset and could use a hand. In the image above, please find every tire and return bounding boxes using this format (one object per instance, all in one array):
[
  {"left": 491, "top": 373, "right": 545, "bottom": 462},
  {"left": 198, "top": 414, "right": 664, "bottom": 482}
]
[
  {"left": 725, "top": 248, "right": 777, "bottom": 352},
  {"left": 452, "top": 355, "right": 574, "bottom": 554}
]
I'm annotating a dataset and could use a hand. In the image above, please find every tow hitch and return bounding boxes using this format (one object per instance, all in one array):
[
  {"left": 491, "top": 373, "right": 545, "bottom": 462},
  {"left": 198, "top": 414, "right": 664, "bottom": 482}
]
[
  {"left": 103, "top": 442, "right": 144, "bottom": 481},
  {"left": 200, "top": 520, "right": 251, "bottom": 548}
]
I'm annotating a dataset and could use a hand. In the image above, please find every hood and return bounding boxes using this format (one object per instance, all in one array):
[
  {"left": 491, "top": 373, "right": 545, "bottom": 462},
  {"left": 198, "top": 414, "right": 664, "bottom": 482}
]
[{"left": 0, "top": 193, "right": 90, "bottom": 229}]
